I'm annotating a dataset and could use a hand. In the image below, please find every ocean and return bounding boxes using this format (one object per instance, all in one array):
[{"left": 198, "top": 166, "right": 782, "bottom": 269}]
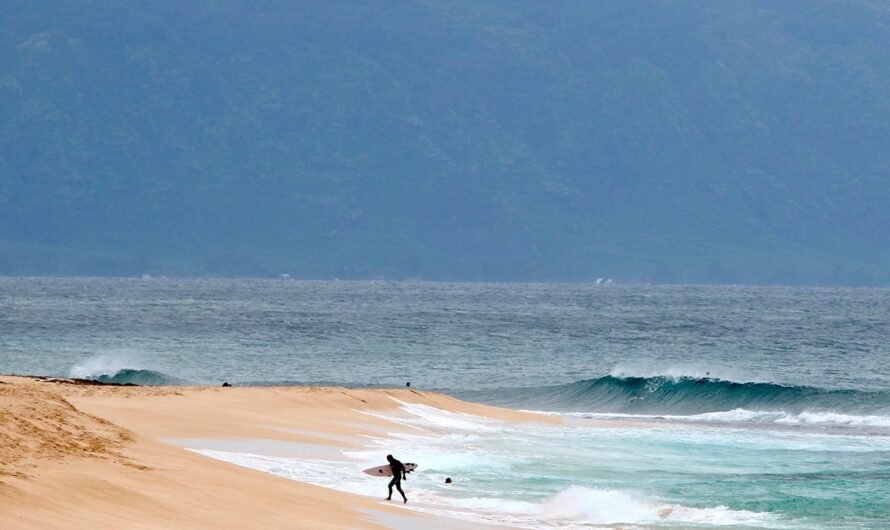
[{"left": 2, "top": 277, "right": 889, "bottom": 528}]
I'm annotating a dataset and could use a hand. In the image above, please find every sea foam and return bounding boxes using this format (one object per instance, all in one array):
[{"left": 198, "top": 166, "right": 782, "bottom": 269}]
[
  {"left": 187, "top": 401, "right": 786, "bottom": 529},
  {"left": 538, "top": 486, "right": 774, "bottom": 527}
]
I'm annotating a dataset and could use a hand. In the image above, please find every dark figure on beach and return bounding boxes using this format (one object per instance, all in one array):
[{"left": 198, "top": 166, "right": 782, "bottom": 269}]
[{"left": 386, "top": 454, "right": 408, "bottom": 503}]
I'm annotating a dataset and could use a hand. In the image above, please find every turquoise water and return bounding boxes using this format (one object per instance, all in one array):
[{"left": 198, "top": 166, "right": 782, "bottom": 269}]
[
  {"left": 2, "top": 278, "right": 889, "bottom": 527},
  {"left": 193, "top": 402, "right": 890, "bottom": 528}
]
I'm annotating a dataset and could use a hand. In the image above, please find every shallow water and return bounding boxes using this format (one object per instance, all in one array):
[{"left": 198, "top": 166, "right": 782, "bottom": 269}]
[
  {"left": 2, "top": 278, "right": 889, "bottom": 527},
  {"left": 191, "top": 402, "right": 890, "bottom": 528}
]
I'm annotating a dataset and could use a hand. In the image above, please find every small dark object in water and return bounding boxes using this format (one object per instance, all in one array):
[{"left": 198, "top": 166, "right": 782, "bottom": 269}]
[
  {"left": 445, "top": 477, "right": 452, "bottom": 484},
  {"left": 222, "top": 382, "right": 232, "bottom": 387},
  {"left": 406, "top": 381, "right": 410, "bottom": 387}
]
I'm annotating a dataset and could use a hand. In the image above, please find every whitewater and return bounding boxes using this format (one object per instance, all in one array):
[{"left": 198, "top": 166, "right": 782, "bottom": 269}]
[{"left": 2, "top": 278, "right": 890, "bottom": 527}]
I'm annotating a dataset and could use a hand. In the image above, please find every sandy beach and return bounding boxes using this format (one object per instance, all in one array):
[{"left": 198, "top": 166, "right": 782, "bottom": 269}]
[{"left": 0, "top": 375, "right": 555, "bottom": 529}]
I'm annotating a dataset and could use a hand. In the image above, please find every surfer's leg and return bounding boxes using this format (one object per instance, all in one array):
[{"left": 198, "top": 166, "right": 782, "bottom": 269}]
[
  {"left": 395, "top": 480, "right": 407, "bottom": 503},
  {"left": 386, "top": 477, "right": 395, "bottom": 500}
]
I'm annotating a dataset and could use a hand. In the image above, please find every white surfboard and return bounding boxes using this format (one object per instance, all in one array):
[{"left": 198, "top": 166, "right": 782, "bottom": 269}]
[{"left": 362, "top": 462, "right": 418, "bottom": 477}]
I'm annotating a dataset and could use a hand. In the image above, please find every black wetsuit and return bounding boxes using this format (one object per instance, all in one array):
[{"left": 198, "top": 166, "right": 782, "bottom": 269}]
[{"left": 387, "top": 459, "right": 407, "bottom": 502}]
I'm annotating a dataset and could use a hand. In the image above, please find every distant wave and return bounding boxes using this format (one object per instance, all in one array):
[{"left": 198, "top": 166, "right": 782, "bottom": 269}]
[
  {"left": 87, "top": 368, "right": 187, "bottom": 386},
  {"left": 69, "top": 353, "right": 187, "bottom": 386},
  {"left": 467, "top": 375, "right": 890, "bottom": 417}
]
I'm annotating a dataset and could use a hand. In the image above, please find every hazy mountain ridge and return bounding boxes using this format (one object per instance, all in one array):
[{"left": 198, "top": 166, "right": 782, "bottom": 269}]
[{"left": 2, "top": 1, "right": 889, "bottom": 284}]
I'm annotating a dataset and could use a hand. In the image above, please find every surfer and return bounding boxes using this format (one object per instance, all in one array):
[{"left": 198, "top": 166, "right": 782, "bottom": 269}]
[{"left": 385, "top": 454, "right": 408, "bottom": 503}]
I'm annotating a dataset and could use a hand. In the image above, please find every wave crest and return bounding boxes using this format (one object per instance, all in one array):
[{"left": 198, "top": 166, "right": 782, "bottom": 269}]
[
  {"left": 472, "top": 375, "right": 890, "bottom": 417},
  {"left": 69, "top": 353, "right": 186, "bottom": 386},
  {"left": 89, "top": 368, "right": 185, "bottom": 386}
]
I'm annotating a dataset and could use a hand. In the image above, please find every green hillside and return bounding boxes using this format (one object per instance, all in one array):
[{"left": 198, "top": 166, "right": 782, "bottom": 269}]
[{"left": 2, "top": 1, "right": 890, "bottom": 284}]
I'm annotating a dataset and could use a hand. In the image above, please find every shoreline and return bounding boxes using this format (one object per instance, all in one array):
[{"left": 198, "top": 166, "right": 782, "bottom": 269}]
[{"left": 0, "top": 374, "right": 557, "bottom": 529}]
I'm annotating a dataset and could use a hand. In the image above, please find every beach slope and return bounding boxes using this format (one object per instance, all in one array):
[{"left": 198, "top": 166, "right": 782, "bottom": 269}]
[{"left": 0, "top": 376, "right": 546, "bottom": 529}]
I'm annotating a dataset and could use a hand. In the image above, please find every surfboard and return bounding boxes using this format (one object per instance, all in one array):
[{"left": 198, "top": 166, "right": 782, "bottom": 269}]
[{"left": 362, "top": 462, "right": 418, "bottom": 477}]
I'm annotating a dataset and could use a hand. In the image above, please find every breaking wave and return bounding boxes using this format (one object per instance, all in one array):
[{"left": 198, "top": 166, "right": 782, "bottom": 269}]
[
  {"left": 69, "top": 354, "right": 186, "bottom": 385},
  {"left": 87, "top": 368, "right": 186, "bottom": 386},
  {"left": 469, "top": 375, "right": 890, "bottom": 419}
]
